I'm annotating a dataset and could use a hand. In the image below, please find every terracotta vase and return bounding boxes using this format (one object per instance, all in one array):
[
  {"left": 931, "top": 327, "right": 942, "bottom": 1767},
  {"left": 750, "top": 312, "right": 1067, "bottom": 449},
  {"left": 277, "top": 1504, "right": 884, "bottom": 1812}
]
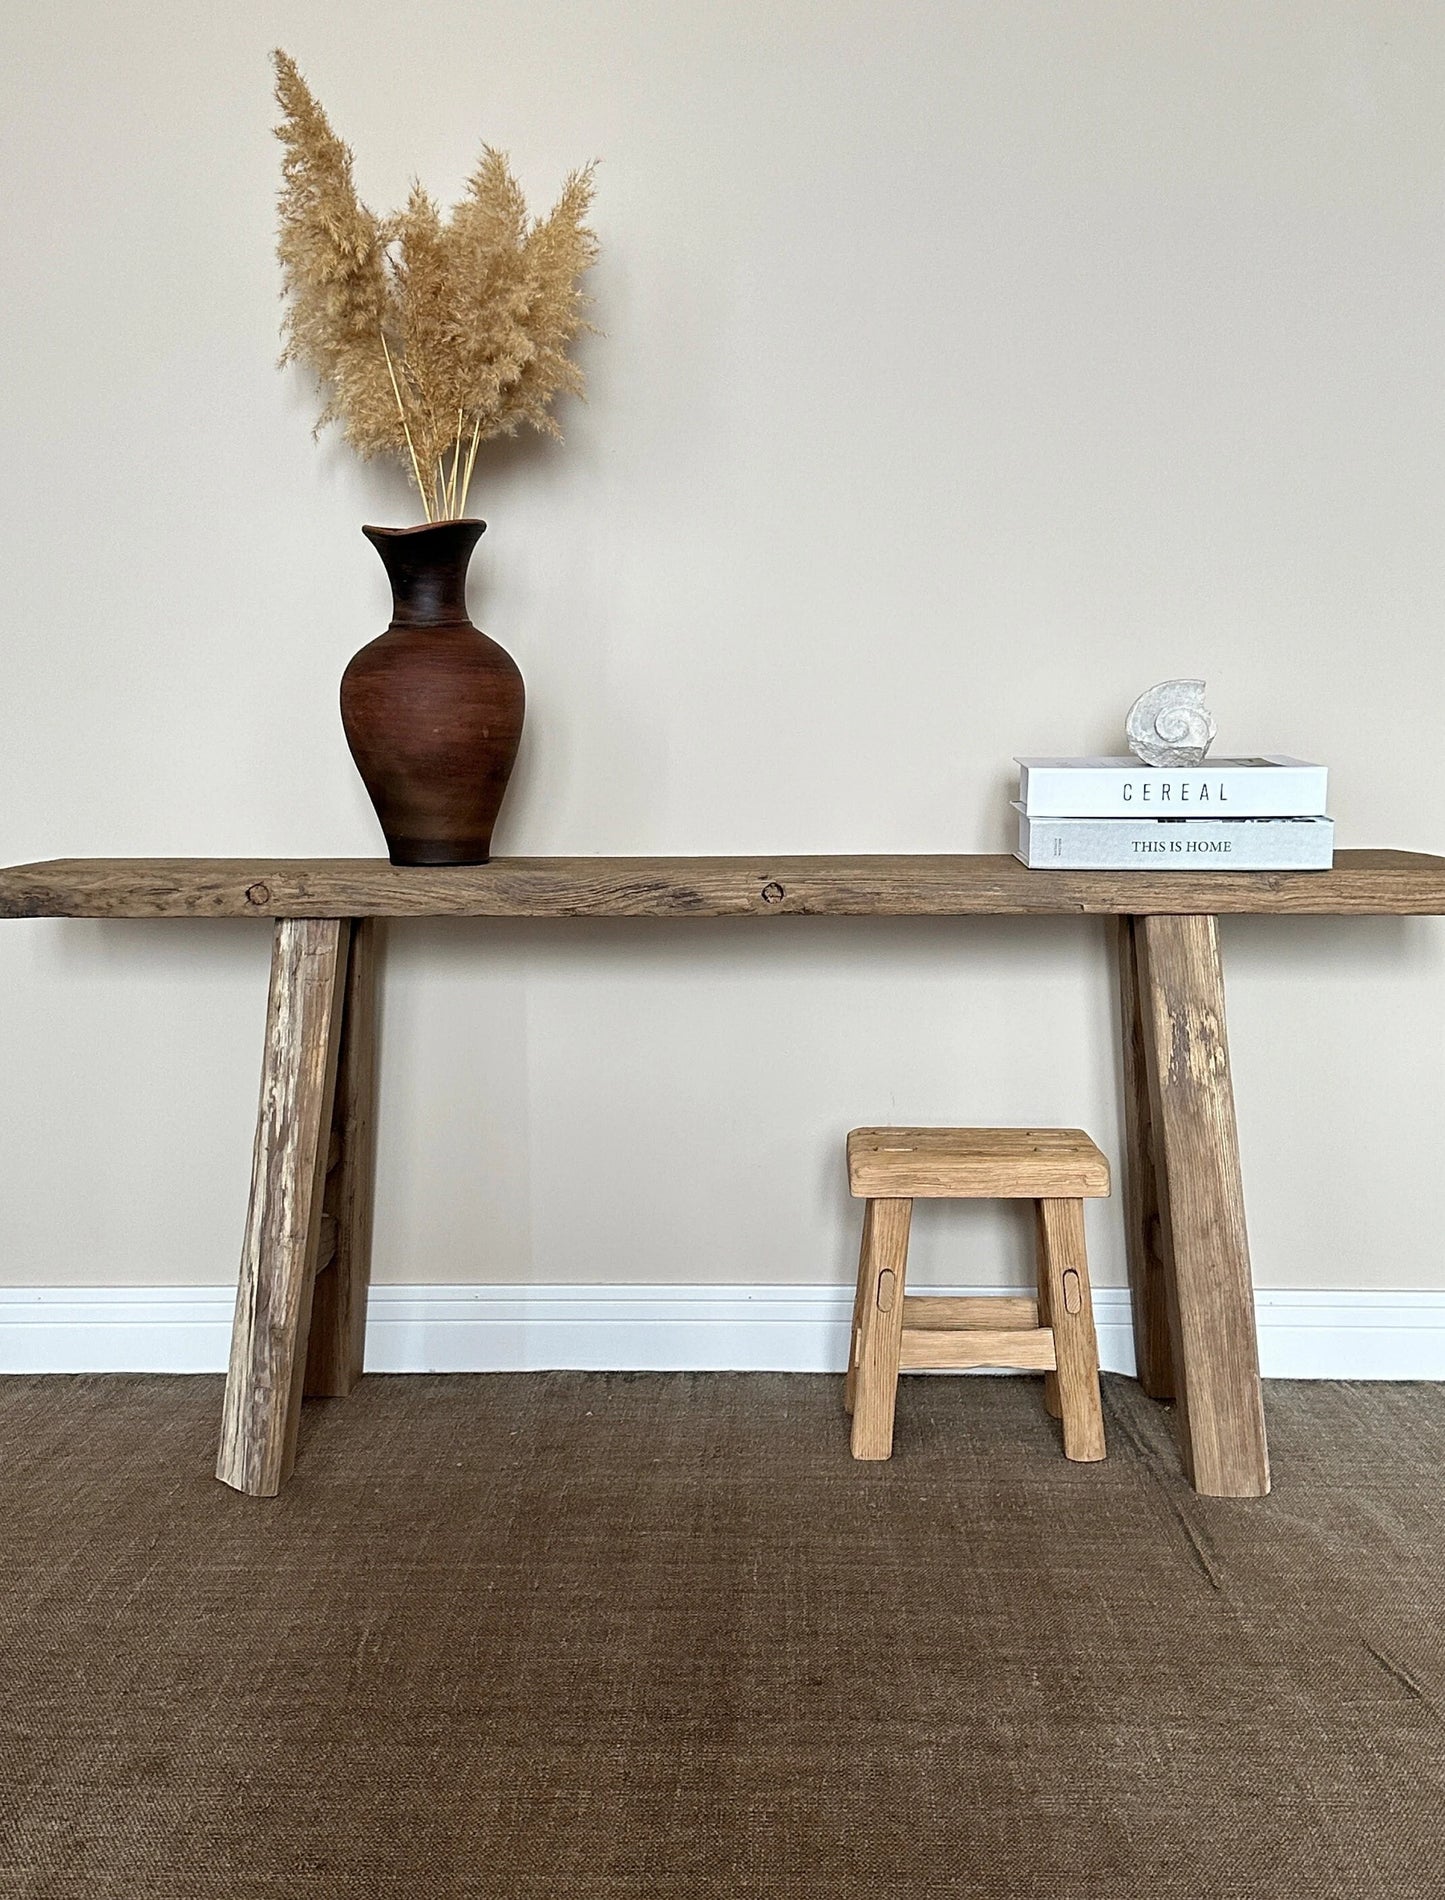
[{"left": 341, "top": 519, "right": 525, "bottom": 866}]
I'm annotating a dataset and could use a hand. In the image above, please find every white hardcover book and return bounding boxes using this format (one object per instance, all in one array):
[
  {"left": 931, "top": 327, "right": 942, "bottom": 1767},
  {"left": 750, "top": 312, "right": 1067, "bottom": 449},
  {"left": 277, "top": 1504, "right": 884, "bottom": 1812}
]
[
  {"left": 1015, "top": 755, "right": 1327, "bottom": 818},
  {"left": 1012, "top": 807, "right": 1335, "bottom": 871}
]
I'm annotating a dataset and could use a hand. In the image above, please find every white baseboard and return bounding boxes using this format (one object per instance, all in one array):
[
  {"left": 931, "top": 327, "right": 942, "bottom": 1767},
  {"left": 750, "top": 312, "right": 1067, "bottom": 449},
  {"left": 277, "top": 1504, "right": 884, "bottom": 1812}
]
[{"left": 1, "top": 1283, "right": 1443, "bottom": 1379}]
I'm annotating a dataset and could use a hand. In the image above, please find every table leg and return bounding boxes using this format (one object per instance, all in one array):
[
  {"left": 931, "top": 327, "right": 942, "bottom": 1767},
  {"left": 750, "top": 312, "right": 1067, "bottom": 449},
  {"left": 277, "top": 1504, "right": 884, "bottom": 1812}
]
[
  {"left": 216, "top": 918, "right": 350, "bottom": 1497},
  {"left": 1135, "top": 914, "right": 1269, "bottom": 1498},
  {"left": 306, "top": 919, "right": 380, "bottom": 1398},
  {"left": 1116, "top": 918, "right": 1176, "bottom": 1400}
]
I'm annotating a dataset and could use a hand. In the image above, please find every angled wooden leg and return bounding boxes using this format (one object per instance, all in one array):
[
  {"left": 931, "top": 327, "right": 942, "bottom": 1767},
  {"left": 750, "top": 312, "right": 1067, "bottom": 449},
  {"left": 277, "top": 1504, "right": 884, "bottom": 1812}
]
[
  {"left": 850, "top": 1197, "right": 913, "bottom": 1460},
  {"left": 1137, "top": 914, "right": 1269, "bottom": 1498},
  {"left": 1033, "top": 1215, "right": 1062, "bottom": 1420},
  {"left": 1116, "top": 917, "right": 1177, "bottom": 1400},
  {"left": 216, "top": 918, "right": 350, "bottom": 1497},
  {"left": 1036, "top": 1198, "right": 1105, "bottom": 1462},
  {"left": 306, "top": 919, "right": 380, "bottom": 1399},
  {"left": 843, "top": 1199, "right": 876, "bottom": 1416}
]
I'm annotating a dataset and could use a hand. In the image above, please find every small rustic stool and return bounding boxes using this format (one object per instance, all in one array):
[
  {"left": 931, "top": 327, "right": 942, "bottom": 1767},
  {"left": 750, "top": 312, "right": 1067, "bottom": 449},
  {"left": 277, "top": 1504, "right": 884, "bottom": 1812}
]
[{"left": 844, "top": 1127, "right": 1109, "bottom": 1463}]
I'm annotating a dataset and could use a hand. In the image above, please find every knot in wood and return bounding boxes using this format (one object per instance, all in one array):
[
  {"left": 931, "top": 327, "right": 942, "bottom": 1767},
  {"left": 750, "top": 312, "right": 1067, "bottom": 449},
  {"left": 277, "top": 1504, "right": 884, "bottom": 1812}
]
[
  {"left": 760, "top": 882, "right": 786, "bottom": 905},
  {"left": 245, "top": 882, "right": 273, "bottom": 908}
]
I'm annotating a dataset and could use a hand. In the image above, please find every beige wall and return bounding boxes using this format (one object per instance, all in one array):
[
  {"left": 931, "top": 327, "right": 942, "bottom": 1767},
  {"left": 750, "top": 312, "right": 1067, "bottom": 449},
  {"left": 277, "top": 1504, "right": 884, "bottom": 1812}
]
[{"left": 3, "top": 1, "right": 1443, "bottom": 1293}]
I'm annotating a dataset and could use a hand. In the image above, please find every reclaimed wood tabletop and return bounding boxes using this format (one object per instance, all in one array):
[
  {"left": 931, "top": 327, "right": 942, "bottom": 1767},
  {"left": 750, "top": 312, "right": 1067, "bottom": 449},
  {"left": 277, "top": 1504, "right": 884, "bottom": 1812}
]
[{"left": 3, "top": 848, "right": 1445, "bottom": 919}]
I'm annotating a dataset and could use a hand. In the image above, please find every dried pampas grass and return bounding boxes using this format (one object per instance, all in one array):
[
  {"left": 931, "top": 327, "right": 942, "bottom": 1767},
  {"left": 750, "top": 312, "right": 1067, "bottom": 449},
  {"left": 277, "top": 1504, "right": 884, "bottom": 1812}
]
[{"left": 273, "top": 49, "right": 597, "bottom": 521}]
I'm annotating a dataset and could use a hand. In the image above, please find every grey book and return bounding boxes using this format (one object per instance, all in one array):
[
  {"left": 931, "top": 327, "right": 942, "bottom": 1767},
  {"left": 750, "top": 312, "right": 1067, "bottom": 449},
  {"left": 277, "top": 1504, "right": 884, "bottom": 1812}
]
[{"left": 1012, "top": 805, "right": 1335, "bottom": 871}]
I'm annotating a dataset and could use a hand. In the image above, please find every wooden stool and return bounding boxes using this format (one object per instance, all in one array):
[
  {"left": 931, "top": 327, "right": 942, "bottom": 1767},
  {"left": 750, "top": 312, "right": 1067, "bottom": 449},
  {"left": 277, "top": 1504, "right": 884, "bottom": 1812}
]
[{"left": 844, "top": 1128, "right": 1109, "bottom": 1463}]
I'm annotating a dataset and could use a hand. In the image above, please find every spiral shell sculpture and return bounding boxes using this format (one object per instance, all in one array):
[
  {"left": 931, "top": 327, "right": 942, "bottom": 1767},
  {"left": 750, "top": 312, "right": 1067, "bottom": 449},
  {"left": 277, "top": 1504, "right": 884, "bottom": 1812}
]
[{"left": 1125, "top": 679, "right": 1217, "bottom": 768}]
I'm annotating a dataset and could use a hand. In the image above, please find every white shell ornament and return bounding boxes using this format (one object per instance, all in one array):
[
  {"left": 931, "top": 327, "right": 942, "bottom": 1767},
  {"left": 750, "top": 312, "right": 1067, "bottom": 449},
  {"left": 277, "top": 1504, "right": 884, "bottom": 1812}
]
[{"left": 1126, "top": 679, "right": 1217, "bottom": 767}]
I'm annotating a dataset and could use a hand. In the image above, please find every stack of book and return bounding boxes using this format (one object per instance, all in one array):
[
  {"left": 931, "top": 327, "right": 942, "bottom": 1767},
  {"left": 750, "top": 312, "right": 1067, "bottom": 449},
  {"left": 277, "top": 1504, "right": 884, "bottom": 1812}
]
[{"left": 1012, "top": 756, "right": 1333, "bottom": 870}]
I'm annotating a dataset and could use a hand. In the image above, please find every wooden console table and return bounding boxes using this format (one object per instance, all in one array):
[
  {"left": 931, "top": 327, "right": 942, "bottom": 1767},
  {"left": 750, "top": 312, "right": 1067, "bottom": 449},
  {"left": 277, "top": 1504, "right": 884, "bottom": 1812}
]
[{"left": 5, "top": 850, "right": 1444, "bottom": 1501}]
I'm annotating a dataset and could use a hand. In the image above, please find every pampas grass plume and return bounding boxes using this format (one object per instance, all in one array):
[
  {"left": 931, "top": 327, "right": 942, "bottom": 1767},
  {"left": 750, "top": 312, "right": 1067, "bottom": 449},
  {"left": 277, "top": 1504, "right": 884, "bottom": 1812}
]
[{"left": 272, "top": 50, "right": 598, "bottom": 521}]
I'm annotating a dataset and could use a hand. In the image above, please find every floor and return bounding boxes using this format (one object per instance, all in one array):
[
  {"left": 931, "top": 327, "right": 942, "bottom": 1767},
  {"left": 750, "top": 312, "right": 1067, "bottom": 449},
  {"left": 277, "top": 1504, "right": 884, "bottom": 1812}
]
[{"left": 2, "top": 1371, "right": 1444, "bottom": 1899}]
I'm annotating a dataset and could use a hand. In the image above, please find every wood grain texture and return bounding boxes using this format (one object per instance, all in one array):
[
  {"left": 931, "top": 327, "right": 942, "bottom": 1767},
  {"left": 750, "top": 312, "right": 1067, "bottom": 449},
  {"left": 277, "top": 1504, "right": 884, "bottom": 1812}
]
[
  {"left": 314, "top": 1215, "right": 338, "bottom": 1277},
  {"left": 898, "top": 1326, "right": 1057, "bottom": 1372},
  {"left": 2, "top": 850, "right": 1444, "bottom": 919},
  {"left": 1035, "top": 1199, "right": 1106, "bottom": 1462},
  {"left": 848, "top": 1127, "right": 1110, "bottom": 1200},
  {"left": 1137, "top": 915, "right": 1269, "bottom": 1498},
  {"left": 849, "top": 1198, "right": 913, "bottom": 1460},
  {"left": 216, "top": 919, "right": 349, "bottom": 1498},
  {"left": 1116, "top": 918, "right": 1176, "bottom": 1400},
  {"left": 902, "top": 1294, "right": 1039, "bottom": 1331},
  {"left": 305, "top": 919, "right": 380, "bottom": 1400},
  {"left": 843, "top": 1199, "right": 874, "bottom": 1418},
  {"left": 1034, "top": 1232, "right": 1062, "bottom": 1421}
]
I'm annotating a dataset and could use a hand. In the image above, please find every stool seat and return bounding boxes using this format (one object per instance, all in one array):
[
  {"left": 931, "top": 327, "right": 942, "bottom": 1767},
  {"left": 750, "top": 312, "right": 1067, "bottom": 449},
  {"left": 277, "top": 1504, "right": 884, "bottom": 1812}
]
[{"left": 848, "top": 1126, "right": 1110, "bottom": 1200}]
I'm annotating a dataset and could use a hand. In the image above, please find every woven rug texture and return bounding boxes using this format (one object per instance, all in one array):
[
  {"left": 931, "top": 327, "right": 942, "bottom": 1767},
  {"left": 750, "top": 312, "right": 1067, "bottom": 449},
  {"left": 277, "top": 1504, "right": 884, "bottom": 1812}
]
[{"left": 2, "top": 1371, "right": 1443, "bottom": 1898}]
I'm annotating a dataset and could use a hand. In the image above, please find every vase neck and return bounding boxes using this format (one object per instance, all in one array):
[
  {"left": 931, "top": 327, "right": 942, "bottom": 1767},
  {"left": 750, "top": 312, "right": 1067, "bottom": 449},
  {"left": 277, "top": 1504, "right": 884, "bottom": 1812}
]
[{"left": 364, "top": 519, "right": 486, "bottom": 628}]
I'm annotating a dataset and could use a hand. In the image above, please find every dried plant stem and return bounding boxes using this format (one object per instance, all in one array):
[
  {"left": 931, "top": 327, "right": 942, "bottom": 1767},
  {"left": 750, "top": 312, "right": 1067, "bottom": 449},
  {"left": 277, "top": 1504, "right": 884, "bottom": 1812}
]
[
  {"left": 446, "top": 410, "right": 465, "bottom": 517},
  {"left": 459, "top": 416, "right": 482, "bottom": 517},
  {"left": 381, "top": 332, "right": 433, "bottom": 520}
]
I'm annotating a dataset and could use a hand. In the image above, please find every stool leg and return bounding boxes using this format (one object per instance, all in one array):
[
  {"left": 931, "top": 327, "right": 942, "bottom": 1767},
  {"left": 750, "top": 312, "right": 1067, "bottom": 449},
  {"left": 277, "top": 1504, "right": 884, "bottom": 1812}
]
[
  {"left": 1035, "top": 1198, "right": 1106, "bottom": 1462},
  {"left": 850, "top": 1197, "right": 913, "bottom": 1460},
  {"left": 843, "top": 1199, "right": 876, "bottom": 1416},
  {"left": 1034, "top": 1215, "right": 1062, "bottom": 1421},
  {"left": 216, "top": 918, "right": 350, "bottom": 1497}
]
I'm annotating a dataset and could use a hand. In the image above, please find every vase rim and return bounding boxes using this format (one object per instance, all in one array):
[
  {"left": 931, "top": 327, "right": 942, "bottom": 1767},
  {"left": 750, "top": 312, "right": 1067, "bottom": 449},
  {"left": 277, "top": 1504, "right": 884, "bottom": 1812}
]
[{"left": 363, "top": 518, "right": 486, "bottom": 538}]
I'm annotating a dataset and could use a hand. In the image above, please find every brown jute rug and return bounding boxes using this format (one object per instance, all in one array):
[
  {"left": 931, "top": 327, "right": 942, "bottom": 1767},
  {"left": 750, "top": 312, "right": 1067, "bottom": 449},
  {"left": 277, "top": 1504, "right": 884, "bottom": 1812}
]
[{"left": 2, "top": 1371, "right": 1443, "bottom": 1898}]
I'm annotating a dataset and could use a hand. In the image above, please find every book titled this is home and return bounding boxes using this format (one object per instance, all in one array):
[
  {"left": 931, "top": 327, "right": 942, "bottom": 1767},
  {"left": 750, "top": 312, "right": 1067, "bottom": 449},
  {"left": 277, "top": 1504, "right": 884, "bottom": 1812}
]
[{"left": 1012, "top": 808, "right": 1336, "bottom": 871}]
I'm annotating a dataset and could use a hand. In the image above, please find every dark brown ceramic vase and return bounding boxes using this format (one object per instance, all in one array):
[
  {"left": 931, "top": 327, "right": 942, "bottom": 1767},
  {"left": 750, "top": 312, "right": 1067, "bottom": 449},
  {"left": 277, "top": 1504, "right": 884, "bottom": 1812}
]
[{"left": 341, "top": 520, "right": 525, "bottom": 866}]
